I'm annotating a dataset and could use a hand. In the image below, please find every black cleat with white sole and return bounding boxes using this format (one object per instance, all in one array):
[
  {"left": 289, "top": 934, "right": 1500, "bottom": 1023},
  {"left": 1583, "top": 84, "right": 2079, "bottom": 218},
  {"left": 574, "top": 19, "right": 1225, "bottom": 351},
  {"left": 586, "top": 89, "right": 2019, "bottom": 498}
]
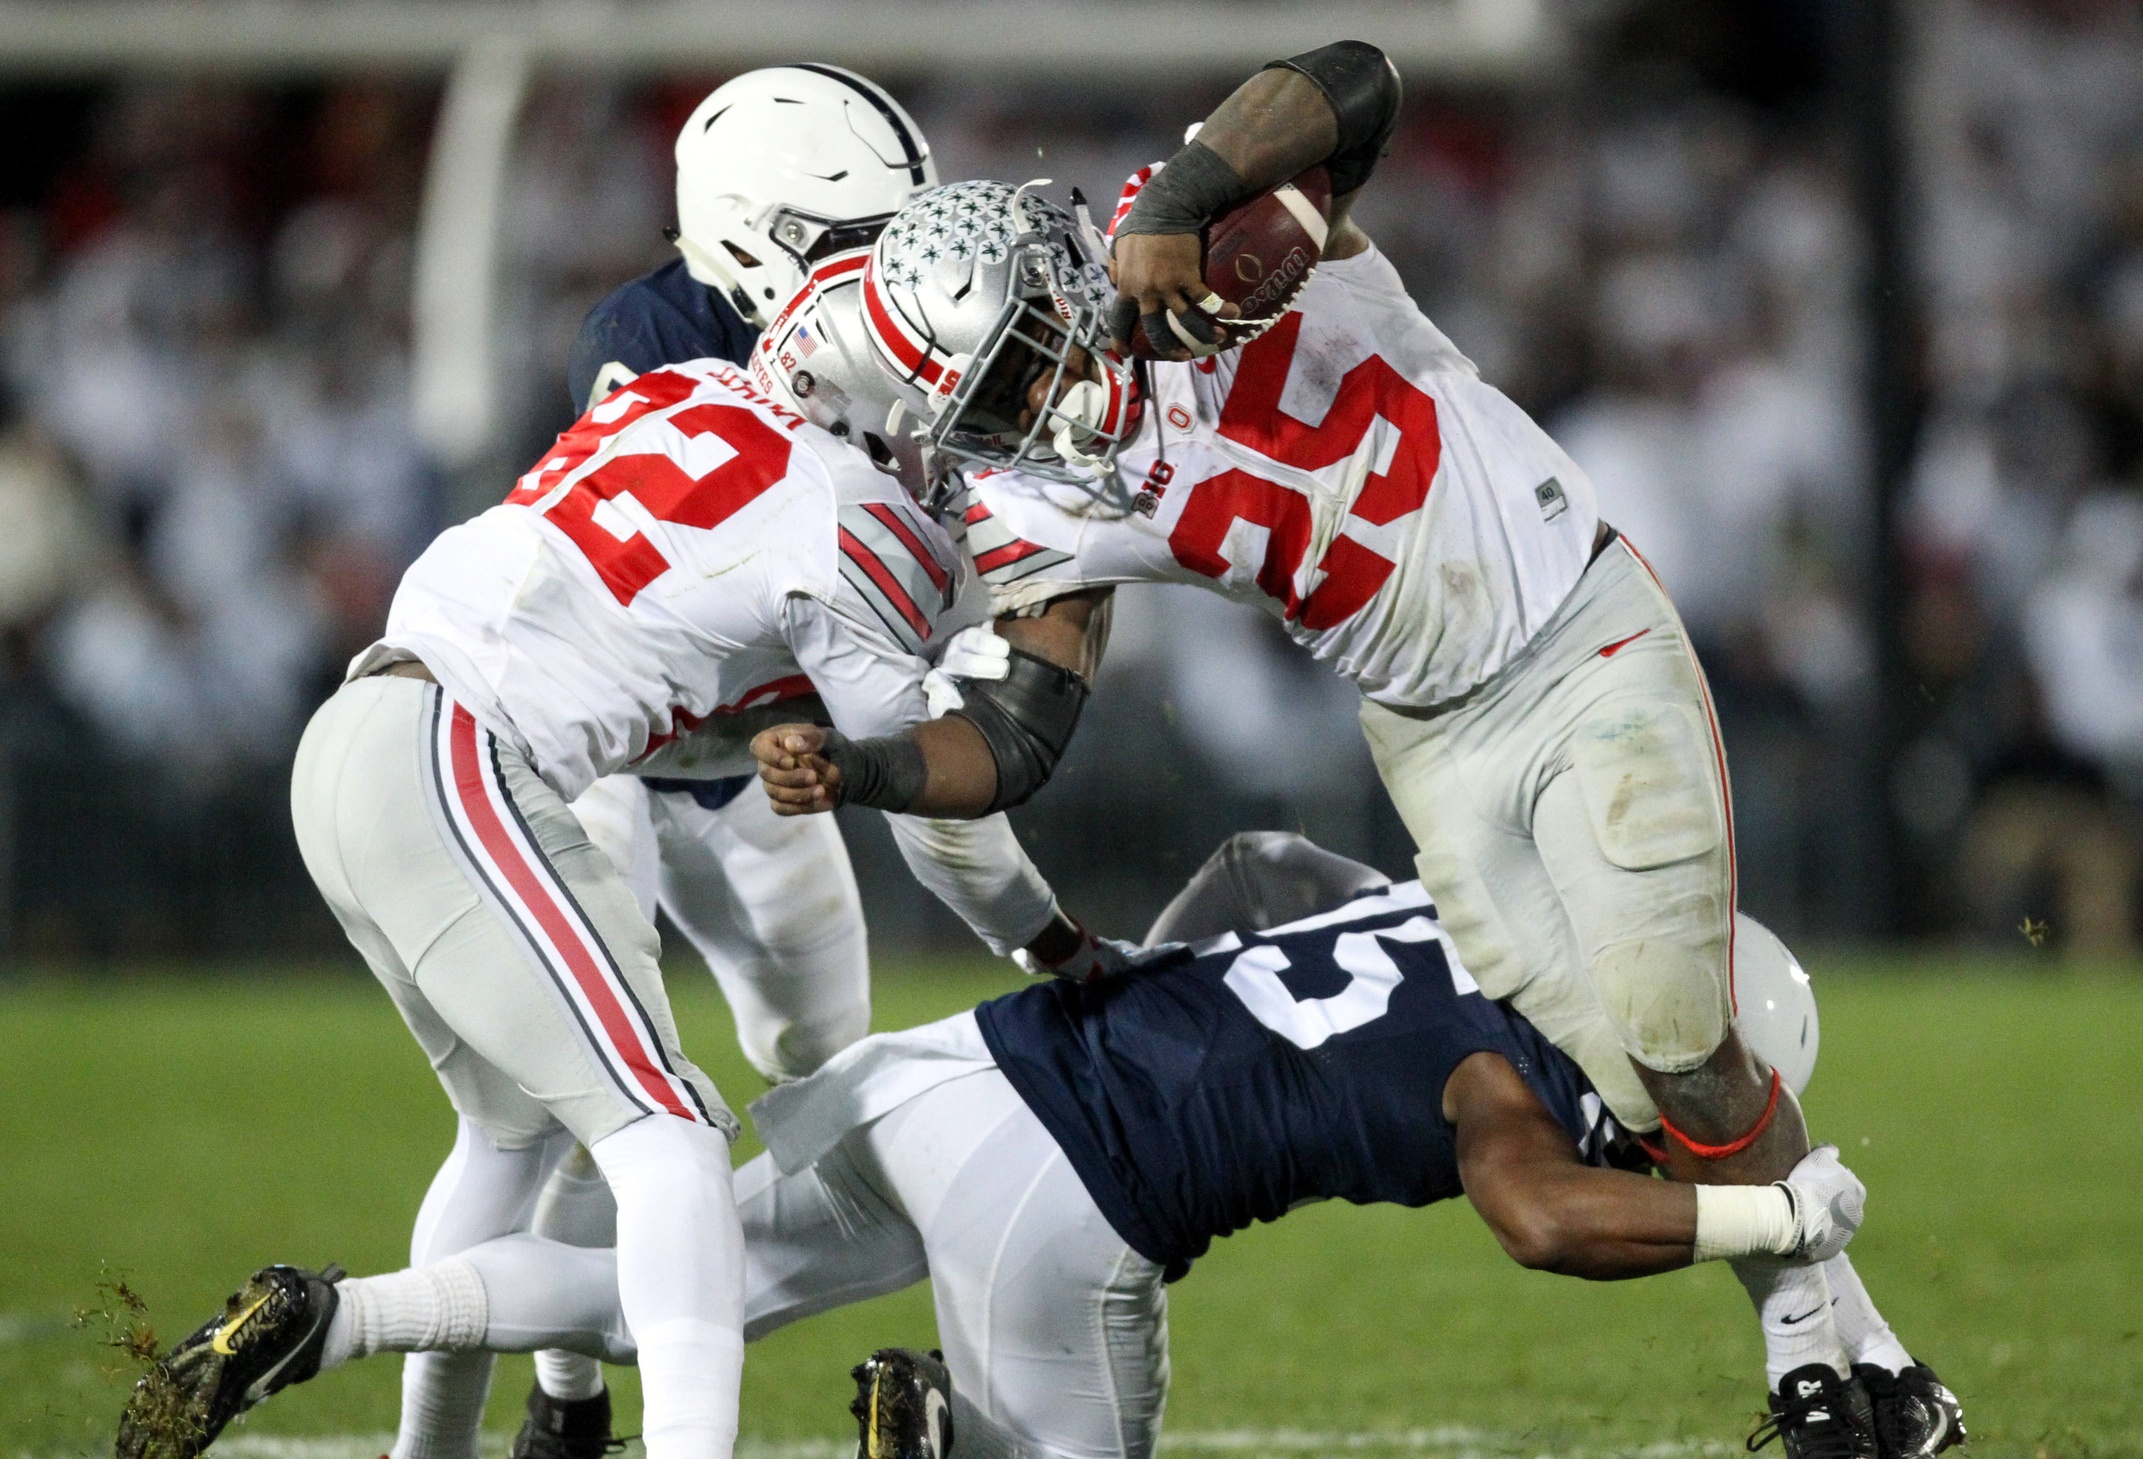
[
  {"left": 114, "top": 1264, "right": 343, "bottom": 1459},
  {"left": 1748, "top": 1362, "right": 1879, "bottom": 1459},
  {"left": 1857, "top": 1362, "right": 1966, "bottom": 1459},
  {"left": 850, "top": 1347, "right": 955, "bottom": 1459}
]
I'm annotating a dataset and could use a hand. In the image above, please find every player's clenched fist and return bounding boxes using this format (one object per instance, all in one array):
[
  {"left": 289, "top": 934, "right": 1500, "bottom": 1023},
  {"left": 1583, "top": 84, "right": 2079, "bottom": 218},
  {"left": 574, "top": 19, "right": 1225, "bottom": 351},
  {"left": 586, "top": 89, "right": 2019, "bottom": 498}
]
[
  {"left": 1109, "top": 231, "right": 1229, "bottom": 361},
  {"left": 753, "top": 723, "right": 841, "bottom": 814}
]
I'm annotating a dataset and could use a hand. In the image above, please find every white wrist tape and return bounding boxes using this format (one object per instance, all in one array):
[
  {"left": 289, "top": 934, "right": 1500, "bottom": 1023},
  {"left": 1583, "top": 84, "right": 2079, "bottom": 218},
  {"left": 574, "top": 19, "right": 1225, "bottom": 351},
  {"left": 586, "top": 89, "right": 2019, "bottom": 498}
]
[{"left": 1692, "top": 1184, "right": 1800, "bottom": 1263}]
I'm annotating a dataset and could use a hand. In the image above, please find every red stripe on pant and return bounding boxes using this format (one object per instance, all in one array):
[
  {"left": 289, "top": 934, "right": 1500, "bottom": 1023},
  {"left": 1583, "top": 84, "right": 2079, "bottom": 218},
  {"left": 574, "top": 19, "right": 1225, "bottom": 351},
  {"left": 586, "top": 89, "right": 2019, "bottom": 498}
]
[{"left": 446, "top": 705, "right": 697, "bottom": 1122}]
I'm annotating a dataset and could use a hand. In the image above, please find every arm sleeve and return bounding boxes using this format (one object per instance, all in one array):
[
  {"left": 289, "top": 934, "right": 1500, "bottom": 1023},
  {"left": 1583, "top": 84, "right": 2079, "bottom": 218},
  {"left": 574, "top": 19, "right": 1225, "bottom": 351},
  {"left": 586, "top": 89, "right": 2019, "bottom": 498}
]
[
  {"left": 887, "top": 814, "right": 1058, "bottom": 956},
  {"left": 1264, "top": 40, "right": 1403, "bottom": 197},
  {"left": 782, "top": 594, "right": 1058, "bottom": 955}
]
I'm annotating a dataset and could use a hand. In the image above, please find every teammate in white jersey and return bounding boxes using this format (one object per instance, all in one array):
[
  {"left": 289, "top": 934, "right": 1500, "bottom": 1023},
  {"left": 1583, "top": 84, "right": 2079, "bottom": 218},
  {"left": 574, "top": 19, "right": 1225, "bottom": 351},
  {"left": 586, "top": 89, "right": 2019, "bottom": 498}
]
[
  {"left": 121, "top": 306, "right": 1116, "bottom": 1459},
  {"left": 560, "top": 64, "right": 948, "bottom": 1096},
  {"left": 515, "top": 75, "right": 950, "bottom": 1455},
  {"left": 747, "top": 44, "right": 1960, "bottom": 1457}
]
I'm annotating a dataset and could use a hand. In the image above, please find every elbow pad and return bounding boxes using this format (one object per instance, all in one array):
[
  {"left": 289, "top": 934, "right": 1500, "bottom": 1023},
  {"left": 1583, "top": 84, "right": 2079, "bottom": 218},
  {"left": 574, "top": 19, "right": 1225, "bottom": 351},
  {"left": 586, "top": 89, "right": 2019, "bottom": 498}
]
[
  {"left": 948, "top": 647, "right": 1089, "bottom": 813},
  {"left": 1265, "top": 40, "right": 1403, "bottom": 196}
]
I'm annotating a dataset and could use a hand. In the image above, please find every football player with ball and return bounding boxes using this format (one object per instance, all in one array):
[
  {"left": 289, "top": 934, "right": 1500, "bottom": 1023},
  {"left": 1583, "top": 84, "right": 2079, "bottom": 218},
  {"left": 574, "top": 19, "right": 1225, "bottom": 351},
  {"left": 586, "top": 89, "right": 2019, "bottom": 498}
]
[{"left": 751, "top": 41, "right": 1962, "bottom": 1459}]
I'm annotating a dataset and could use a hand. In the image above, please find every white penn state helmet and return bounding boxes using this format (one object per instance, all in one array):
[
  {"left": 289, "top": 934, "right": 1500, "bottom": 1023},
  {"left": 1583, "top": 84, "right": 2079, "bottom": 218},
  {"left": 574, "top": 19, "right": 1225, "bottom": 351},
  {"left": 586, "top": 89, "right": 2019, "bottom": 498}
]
[
  {"left": 675, "top": 65, "right": 937, "bottom": 329},
  {"left": 1732, "top": 912, "right": 1819, "bottom": 1096}
]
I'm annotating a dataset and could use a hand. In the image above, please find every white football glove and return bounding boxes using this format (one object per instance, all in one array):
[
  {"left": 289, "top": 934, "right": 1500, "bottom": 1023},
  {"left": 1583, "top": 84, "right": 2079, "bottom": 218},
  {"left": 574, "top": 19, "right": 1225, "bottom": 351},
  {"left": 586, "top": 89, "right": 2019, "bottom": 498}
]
[
  {"left": 923, "top": 624, "right": 1013, "bottom": 719},
  {"left": 940, "top": 623, "right": 1011, "bottom": 681},
  {"left": 1781, "top": 1144, "right": 1866, "bottom": 1263}
]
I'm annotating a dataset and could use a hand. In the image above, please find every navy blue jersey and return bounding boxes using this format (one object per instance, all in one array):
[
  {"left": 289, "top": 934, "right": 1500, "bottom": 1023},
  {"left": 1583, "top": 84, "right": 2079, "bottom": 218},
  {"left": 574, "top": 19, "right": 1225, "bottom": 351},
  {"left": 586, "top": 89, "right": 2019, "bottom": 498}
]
[
  {"left": 567, "top": 257, "right": 760, "bottom": 412},
  {"left": 975, "top": 883, "right": 1612, "bottom": 1280}
]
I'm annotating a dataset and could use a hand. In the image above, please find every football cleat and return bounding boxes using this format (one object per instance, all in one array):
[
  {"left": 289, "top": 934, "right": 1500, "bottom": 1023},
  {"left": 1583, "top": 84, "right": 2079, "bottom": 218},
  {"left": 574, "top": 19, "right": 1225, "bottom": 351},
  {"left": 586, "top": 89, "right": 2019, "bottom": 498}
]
[
  {"left": 509, "top": 1383, "right": 628, "bottom": 1459},
  {"left": 1747, "top": 1363, "right": 1878, "bottom": 1459},
  {"left": 115, "top": 1264, "right": 343, "bottom": 1459},
  {"left": 850, "top": 1347, "right": 955, "bottom": 1459},
  {"left": 1856, "top": 1362, "right": 1967, "bottom": 1459}
]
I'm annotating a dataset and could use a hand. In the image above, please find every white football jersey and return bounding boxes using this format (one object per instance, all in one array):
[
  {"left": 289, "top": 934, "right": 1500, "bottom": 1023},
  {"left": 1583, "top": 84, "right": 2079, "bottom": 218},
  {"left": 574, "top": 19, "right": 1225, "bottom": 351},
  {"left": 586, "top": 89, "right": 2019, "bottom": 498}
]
[
  {"left": 358, "top": 360, "right": 963, "bottom": 801},
  {"left": 966, "top": 247, "right": 1601, "bottom": 711}
]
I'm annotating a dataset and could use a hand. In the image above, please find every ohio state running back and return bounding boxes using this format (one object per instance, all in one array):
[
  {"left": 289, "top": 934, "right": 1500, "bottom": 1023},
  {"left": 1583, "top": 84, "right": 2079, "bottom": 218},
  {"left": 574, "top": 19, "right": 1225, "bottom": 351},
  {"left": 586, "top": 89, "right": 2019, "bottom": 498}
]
[
  {"left": 959, "top": 247, "right": 1601, "bottom": 710},
  {"left": 750, "top": 41, "right": 1965, "bottom": 1459}
]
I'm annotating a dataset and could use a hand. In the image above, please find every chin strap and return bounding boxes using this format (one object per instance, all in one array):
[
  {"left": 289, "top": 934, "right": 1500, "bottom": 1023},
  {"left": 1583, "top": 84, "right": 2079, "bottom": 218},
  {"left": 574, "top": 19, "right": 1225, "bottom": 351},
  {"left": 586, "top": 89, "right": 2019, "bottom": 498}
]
[{"left": 1655, "top": 1067, "right": 1783, "bottom": 1162}]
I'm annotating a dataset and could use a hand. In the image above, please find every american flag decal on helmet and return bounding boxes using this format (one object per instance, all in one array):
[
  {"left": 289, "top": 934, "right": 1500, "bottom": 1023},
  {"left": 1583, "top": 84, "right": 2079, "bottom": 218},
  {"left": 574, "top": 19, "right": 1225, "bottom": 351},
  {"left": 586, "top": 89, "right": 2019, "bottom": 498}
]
[
  {"left": 964, "top": 498, "right": 1071, "bottom": 585},
  {"left": 837, "top": 499, "right": 957, "bottom": 655}
]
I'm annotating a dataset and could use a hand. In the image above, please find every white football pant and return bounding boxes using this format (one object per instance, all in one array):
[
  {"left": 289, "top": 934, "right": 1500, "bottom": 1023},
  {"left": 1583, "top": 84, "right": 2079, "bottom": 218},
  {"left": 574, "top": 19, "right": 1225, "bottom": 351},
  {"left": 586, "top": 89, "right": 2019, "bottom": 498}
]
[
  {"left": 291, "top": 676, "right": 746, "bottom": 1459},
  {"left": 421, "top": 1067, "right": 1166, "bottom": 1459},
  {"left": 570, "top": 772, "right": 870, "bottom": 1082},
  {"left": 1361, "top": 537, "right": 1737, "bottom": 1133}
]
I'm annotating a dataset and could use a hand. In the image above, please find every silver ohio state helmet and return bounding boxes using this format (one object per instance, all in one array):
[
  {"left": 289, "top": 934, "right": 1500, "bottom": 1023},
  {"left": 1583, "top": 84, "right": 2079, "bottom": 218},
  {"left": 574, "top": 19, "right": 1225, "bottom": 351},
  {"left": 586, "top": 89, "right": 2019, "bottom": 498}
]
[
  {"left": 1732, "top": 912, "right": 1819, "bottom": 1096},
  {"left": 859, "top": 180, "right": 1140, "bottom": 486},
  {"left": 675, "top": 65, "right": 937, "bottom": 328},
  {"left": 749, "top": 251, "right": 921, "bottom": 485}
]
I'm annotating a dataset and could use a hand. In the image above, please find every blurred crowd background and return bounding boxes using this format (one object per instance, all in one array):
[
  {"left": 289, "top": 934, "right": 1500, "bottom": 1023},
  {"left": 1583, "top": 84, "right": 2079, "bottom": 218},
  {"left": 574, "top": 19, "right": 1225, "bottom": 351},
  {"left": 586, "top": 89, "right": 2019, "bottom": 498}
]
[{"left": 0, "top": 0, "right": 2139, "bottom": 960}]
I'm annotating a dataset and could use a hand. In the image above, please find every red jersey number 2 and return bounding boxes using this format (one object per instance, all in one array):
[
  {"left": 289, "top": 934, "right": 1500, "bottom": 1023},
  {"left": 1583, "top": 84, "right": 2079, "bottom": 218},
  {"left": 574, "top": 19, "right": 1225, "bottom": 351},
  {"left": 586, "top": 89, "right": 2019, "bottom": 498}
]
[
  {"left": 1168, "top": 314, "right": 1438, "bottom": 630},
  {"left": 506, "top": 374, "right": 794, "bottom": 606}
]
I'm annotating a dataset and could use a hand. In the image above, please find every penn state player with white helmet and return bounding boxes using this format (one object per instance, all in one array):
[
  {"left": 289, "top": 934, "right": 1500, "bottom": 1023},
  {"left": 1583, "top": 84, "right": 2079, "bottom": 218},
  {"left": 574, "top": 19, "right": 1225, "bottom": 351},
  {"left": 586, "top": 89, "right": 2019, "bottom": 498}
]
[
  {"left": 566, "top": 64, "right": 938, "bottom": 1097},
  {"left": 748, "top": 44, "right": 1962, "bottom": 1459},
  {"left": 125, "top": 834, "right": 1888, "bottom": 1459}
]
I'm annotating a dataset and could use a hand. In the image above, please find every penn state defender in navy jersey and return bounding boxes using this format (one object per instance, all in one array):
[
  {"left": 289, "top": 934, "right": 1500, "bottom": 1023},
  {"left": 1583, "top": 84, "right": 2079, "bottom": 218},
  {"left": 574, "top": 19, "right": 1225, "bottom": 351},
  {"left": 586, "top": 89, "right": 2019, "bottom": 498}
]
[
  {"left": 567, "top": 258, "right": 760, "bottom": 415},
  {"left": 159, "top": 835, "right": 1874, "bottom": 1459},
  {"left": 976, "top": 880, "right": 1616, "bottom": 1279}
]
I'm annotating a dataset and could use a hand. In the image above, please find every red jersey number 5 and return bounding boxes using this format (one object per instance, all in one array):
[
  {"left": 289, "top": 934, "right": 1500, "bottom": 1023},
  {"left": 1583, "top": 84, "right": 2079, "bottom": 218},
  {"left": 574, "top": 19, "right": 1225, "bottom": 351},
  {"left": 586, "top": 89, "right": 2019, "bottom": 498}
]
[{"left": 1169, "top": 314, "right": 1438, "bottom": 629}]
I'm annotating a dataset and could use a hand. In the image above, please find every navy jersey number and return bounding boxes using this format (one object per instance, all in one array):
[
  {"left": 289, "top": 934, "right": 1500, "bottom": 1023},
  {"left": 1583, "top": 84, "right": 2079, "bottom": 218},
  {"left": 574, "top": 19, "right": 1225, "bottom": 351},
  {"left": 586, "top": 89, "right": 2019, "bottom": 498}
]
[{"left": 1218, "top": 888, "right": 1478, "bottom": 1050}]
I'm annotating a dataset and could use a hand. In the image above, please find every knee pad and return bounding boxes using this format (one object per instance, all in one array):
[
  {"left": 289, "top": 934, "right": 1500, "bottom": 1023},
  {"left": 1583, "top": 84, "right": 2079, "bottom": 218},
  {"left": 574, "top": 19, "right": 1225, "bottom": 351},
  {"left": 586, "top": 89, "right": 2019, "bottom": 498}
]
[
  {"left": 1571, "top": 701, "right": 1723, "bottom": 872},
  {"left": 1591, "top": 936, "right": 1731, "bottom": 1073}
]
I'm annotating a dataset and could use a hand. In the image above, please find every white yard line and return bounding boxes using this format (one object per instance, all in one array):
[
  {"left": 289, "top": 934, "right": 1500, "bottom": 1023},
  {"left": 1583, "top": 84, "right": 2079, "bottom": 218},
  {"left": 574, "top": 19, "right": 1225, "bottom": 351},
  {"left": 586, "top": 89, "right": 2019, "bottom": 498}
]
[{"left": 155, "top": 1430, "right": 1743, "bottom": 1459}]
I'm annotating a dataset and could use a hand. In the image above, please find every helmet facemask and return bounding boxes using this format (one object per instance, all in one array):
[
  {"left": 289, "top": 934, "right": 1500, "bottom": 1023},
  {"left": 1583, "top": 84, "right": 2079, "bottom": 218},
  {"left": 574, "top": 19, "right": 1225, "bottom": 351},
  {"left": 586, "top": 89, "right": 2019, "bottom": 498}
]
[
  {"left": 765, "top": 207, "right": 895, "bottom": 277},
  {"left": 926, "top": 240, "right": 1139, "bottom": 485}
]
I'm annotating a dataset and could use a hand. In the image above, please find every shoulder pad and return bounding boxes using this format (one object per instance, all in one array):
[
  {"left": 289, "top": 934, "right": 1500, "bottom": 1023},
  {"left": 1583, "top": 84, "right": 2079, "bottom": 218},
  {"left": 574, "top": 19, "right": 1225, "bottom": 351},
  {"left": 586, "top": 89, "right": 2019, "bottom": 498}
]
[
  {"left": 962, "top": 492, "right": 1073, "bottom": 589},
  {"left": 836, "top": 498, "right": 959, "bottom": 656}
]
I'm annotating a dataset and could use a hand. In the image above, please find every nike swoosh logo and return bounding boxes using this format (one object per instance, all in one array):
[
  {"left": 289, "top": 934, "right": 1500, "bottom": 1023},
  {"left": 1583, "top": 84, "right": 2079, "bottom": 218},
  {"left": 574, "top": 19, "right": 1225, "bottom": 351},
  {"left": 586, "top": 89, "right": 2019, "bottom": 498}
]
[
  {"left": 1598, "top": 629, "right": 1652, "bottom": 658},
  {"left": 211, "top": 1293, "right": 271, "bottom": 1355},
  {"left": 1780, "top": 1306, "right": 1824, "bottom": 1326}
]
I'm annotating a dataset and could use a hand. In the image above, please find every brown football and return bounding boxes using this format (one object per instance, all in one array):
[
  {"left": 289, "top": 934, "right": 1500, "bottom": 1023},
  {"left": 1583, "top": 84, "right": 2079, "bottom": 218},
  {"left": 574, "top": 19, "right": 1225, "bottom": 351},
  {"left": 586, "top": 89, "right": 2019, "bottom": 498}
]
[{"left": 1122, "top": 164, "right": 1332, "bottom": 359}]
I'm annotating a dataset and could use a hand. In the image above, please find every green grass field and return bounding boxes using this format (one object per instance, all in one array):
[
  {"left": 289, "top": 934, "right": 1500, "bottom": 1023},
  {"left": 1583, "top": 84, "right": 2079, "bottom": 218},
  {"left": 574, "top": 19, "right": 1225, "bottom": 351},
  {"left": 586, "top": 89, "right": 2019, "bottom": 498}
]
[{"left": 2, "top": 955, "right": 2138, "bottom": 1458}]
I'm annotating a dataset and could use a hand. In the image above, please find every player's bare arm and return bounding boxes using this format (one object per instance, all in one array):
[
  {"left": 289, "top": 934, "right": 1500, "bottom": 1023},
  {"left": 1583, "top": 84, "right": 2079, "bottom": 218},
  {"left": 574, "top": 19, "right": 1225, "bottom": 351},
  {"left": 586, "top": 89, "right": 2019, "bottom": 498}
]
[
  {"left": 995, "top": 588, "right": 1113, "bottom": 678},
  {"left": 1111, "top": 40, "right": 1397, "bottom": 357},
  {"left": 1446, "top": 1051, "right": 1697, "bottom": 1279},
  {"left": 1449, "top": 1052, "right": 1859, "bottom": 1286}
]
